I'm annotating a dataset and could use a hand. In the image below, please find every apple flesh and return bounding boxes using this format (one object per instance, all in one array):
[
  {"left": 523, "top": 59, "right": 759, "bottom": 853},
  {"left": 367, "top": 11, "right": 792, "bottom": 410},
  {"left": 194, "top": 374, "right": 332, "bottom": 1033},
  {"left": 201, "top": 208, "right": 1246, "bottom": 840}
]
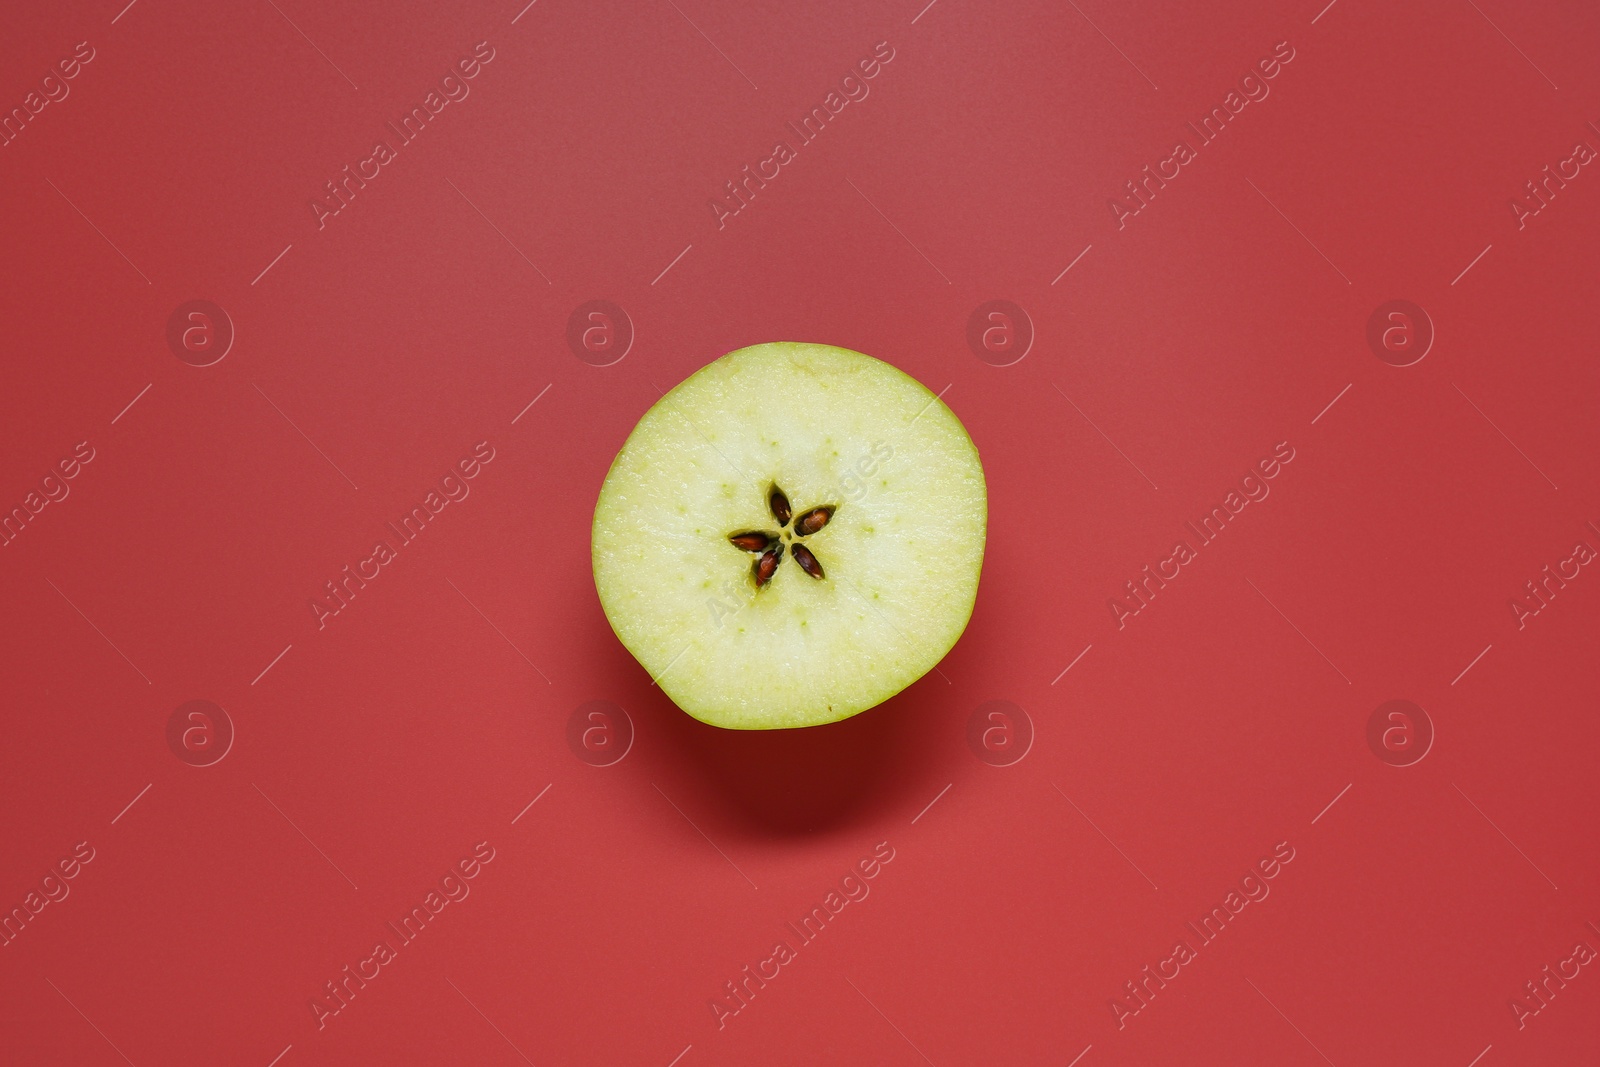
[{"left": 592, "top": 342, "right": 986, "bottom": 729}]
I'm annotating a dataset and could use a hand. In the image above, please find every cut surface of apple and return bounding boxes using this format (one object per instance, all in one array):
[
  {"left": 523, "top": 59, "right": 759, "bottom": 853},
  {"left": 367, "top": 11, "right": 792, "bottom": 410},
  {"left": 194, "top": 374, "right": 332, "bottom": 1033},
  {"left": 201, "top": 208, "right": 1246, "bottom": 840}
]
[{"left": 592, "top": 342, "right": 986, "bottom": 729}]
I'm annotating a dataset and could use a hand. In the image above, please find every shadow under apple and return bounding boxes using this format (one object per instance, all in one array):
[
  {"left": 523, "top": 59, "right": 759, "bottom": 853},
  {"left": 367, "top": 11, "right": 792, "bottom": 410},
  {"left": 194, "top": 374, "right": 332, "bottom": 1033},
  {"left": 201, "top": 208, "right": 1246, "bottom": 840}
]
[
  {"left": 572, "top": 583, "right": 956, "bottom": 842},
  {"left": 646, "top": 680, "right": 946, "bottom": 841}
]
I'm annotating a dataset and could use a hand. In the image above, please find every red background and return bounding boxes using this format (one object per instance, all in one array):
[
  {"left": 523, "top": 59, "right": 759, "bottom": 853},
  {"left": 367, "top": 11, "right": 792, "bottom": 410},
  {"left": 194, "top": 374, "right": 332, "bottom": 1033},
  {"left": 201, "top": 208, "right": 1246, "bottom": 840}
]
[{"left": 2, "top": 1, "right": 1597, "bottom": 1064}]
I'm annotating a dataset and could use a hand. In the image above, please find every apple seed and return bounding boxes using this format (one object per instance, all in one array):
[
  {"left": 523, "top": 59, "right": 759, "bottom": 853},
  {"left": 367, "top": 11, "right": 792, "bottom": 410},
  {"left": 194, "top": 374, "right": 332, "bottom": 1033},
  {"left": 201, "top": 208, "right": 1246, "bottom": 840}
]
[
  {"left": 729, "top": 532, "right": 773, "bottom": 552},
  {"left": 794, "top": 507, "right": 833, "bottom": 536},
  {"left": 791, "top": 544, "right": 825, "bottom": 579},
  {"left": 754, "top": 544, "right": 784, "bottom": 587},
  {"left": 769, "top": 487, "right": 792, "bottom": 526}
]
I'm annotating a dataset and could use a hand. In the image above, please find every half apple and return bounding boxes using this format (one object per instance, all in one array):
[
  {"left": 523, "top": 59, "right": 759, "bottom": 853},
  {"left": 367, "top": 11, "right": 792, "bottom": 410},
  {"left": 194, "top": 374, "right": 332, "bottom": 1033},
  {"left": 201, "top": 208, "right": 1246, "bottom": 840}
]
[{"left": 592, "top": 342, "right": 986, "bottom": 729}]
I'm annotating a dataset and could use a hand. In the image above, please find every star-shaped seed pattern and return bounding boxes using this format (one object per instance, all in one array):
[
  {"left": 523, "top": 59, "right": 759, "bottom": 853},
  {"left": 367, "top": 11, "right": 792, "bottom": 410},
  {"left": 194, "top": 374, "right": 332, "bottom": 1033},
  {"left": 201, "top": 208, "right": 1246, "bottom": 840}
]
[{"left": 728, "top": 486, "right": 834, "bottom": 587}]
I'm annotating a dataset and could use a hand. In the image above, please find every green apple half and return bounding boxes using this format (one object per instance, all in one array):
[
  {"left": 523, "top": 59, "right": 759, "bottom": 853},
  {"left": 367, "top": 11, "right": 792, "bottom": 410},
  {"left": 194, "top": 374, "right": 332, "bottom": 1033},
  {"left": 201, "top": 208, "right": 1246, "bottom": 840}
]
[{"left": 592, "top": 342, "right": 986, "bottom": 729}]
